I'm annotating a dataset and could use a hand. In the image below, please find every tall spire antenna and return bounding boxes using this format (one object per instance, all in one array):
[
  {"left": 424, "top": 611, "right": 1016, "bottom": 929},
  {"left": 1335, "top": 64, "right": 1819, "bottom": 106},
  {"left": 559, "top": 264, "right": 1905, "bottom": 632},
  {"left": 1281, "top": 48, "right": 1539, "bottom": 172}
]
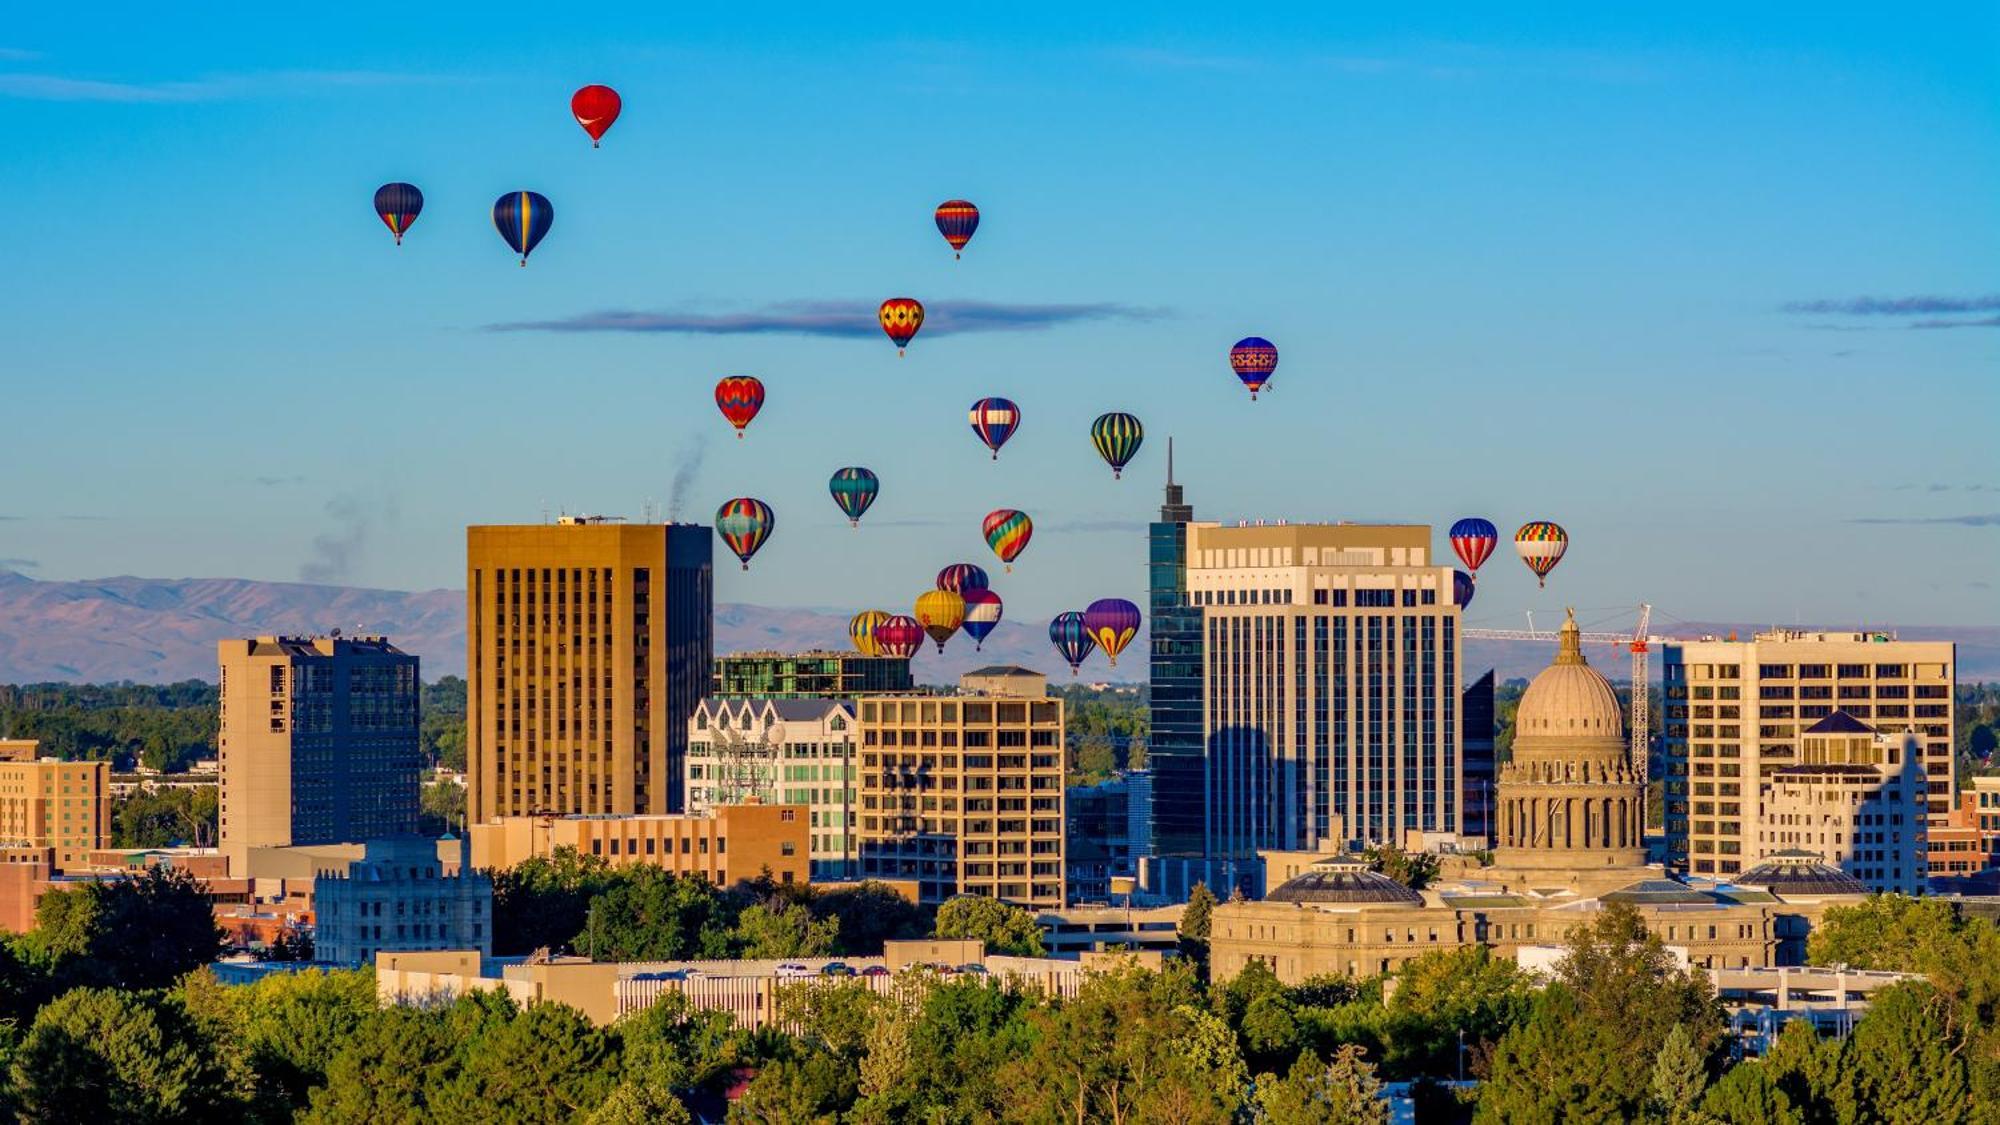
[{"left": 1159, "top": 435, "right": 1192, "bottom": 524}]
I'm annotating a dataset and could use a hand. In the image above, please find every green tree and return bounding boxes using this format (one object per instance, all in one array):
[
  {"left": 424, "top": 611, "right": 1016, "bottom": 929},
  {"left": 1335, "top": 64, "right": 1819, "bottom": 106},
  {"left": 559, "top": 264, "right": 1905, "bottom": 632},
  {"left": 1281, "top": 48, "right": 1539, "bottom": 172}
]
[
  {"left": 1805, "top": 895, "right": 1963, "bottom": 971},
  {"left": 1843, "top": 982, "right": 1971, "bottom": 1125},
  {"left": 302, "top": 1004, "right": 458, "bottom": 1124},
  {"left": 1363, "top": 844, "right": 1441, "bottom": 890},
  {"left": 934, "top": 894, "right": 1045, "bottom": 956},
  {"left": 1252, "top": 1045, "right": 1389, "bottom": 1125},
  {"left": 583, "top": 867, "right": 742, "bottom": 961},
  {"left": 10, "top": 987, "right": 230, "bottom": 1125},
  {"left": 1650, "top": 1023, "right": 1710, "bottom": 1123},
  {"left": 1474, "top": 985, "right": 1629, "bottom": 1123},
  {"left": 490, "top": 846, "right": 617, "bottom": 955},
  {"left": 1004, "top": 961, "right": 1230, "bottom": 1124},
  {"left": 432, "top": 1000, "right": 621, "bottom": 1124},
  {"left": 21, "top": 864, "right": 225, "bottom": 992},
  {"left": 588, "top": 1080, "right": 693, "bottom": 1125},
  {"left": 1699, "top": 1062, "right": 1803, "bottom": 1125},
  {"left": 418, "top": 780, "right": 466, "bottom": 836},
  {"left": 734, "top": 902, "right": 839, "bottom": 959},
  {"left": 615, "top": 991, "right": 753, "bottom": 1103},
  {"left": 1180, "top": 881, "right": 1217, "bottom": 968},
  {"left": 804, "top": 881, "right": 927, "bottom": 954},
  {"left": 1381, "top": 946, "right": 1535, "bottom": 1079},
  {"left": 727, "top": 1047, "right": 852, "bottom": 1124},
  {"left": 111, "top": 786, "right": 218, "bottom": 848},
  {"left": 421, "top": 676, "right": 468, "bottom": 769}
]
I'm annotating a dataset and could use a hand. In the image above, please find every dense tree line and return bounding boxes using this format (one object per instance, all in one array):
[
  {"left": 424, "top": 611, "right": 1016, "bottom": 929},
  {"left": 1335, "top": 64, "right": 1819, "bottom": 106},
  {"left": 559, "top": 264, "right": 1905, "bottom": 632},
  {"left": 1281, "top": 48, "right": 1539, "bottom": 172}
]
[
  {"left": 0, "top": 681, "right": 217, "bottom": 772},
  {"left": 1053, "top": 684, "right": 1149, "bottom": 786},
  {"left": 111, "top": 785, "right": 220, "bottom": 848}
]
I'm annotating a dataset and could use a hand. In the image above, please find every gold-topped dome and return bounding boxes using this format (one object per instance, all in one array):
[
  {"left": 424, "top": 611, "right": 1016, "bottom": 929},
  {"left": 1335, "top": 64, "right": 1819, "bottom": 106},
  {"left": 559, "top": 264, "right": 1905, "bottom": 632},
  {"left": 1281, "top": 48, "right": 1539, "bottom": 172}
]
[{"left": 1513, "top": 610, "right": 1623, "bottom": 740}]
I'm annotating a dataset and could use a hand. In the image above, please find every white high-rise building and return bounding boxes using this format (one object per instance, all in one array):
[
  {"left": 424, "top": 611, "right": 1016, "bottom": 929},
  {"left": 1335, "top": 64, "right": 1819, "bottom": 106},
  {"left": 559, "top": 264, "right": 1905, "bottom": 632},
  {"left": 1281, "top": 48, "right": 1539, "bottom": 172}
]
[{"left": 686, "top": 698, "right": 857, "bottom": 879}]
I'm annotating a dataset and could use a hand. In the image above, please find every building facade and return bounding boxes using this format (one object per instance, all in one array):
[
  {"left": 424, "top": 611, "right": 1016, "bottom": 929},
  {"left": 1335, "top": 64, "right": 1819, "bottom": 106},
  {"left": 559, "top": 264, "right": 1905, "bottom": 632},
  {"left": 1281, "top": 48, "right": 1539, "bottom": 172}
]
[
  {"left": 1661, "top": 631, "right": 1955, "bottom": 878},
  {"left": 1147, "top": 442, "right": 1207, "bottom": 872},
  {"left": 686, "top": 698, "right": 858, "bottom": 878},
  {"left": 1930, "top": 777, "right": 2000, "bottom": 885},
  {"left": 468, "top": 802, "right": 810, "bottom": 887},
  {"left": 1755, "top": 713, "right": 1929, "bottom": 894},
  {"left": 0, "top": 741, "right": 109, "bottom": 871},
  {"left": 217, "top": 636, "right": 421, "bottom": 866},
  {"left": 1461, "top": 671, "right": 1498, "bottom": 848},
  {"left": 313, "top": 837, "right": 493, "bottom": 967},
  {"left": 466, "top": 517, "right": 713, "bottom": 823},
  {"left": 1066, "top": 770, "right": 1153, "bottom": 903},
  {"left": 856, "top": 673, "right": 1066, "bottom": 908},
  {"left": 711, "top": 651, "right": 912, "bottom": 699}
]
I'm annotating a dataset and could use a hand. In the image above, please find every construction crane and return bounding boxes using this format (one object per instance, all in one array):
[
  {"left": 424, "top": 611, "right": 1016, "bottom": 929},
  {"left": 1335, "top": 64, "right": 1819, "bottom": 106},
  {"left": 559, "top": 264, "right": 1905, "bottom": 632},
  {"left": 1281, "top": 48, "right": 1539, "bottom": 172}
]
[{"left": 1464, "top": 604, "right": 1655, "bottom": 784}]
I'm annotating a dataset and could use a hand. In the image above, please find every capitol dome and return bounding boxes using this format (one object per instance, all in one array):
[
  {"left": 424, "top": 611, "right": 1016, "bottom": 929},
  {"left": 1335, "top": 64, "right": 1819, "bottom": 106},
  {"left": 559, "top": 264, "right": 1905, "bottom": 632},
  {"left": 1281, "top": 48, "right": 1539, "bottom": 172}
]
[{"left": 1513, "top": 610, "right": 1623, "bottom": 740}]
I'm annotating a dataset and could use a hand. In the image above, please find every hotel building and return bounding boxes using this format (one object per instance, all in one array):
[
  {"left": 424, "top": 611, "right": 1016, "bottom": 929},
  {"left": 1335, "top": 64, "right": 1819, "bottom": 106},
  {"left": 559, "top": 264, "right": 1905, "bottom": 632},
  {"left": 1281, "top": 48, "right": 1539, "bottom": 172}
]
[
  {"left": 0, "top": 741, "right": 109, "bottom": 872},
  {"left": 466, "top": 517, "right": 713, "bottom": 823}
]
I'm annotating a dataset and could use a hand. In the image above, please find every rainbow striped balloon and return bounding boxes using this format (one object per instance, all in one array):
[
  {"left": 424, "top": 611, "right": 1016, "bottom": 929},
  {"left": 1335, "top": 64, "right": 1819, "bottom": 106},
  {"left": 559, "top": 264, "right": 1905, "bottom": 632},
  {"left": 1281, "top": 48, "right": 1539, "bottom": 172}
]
[
  {"left": 981, "top": 509, "right": 1033, "bottom": 571},
  {"left": 1514, "top": 521, "right": 1569, "bottom": 588},
  {"left": 715, "top": 498, "right": 775, "bottom": 571}
]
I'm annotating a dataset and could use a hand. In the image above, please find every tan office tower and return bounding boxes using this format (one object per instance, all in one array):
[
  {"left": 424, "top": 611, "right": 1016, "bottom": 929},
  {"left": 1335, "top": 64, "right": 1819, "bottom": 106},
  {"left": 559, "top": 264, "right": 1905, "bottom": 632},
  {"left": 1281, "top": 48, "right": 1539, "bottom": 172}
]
[
  {"left": 1185, "top": 522, "right": 1462, "bottom": 875},
  {"left": 217, "top": 636, "right": 421, "bottom": 865},
  {"left": 1662, "top": 630, "right": 1955, "bottom": 878},
  {"left": 467, "top": 518, "right": 713, "bottom": 823},
  {"left": 856, "top": 668, "right": 1065, "bottom": 908}
]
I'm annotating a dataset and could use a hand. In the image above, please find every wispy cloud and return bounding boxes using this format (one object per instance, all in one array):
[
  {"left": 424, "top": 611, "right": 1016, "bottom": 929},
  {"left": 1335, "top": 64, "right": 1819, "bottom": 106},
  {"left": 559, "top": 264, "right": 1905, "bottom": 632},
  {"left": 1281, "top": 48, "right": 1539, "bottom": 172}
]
[
  {"left": 1099, "top": 41, "right": 1658, "bottom": 83},
  {"left": 1782, "top": 295, "right": 2000, "bottom": 331},
  {"left": 0, "top": 558, "right": 39, "bottom": 570},
  {"left": 0, "top": 47, "right": 39, "bottom": 62},
  {"left": 1888, "top": 483, "right": 1995, "bottom": 494},
  {"left": 1848, "top": 513, "right": 2000, "bottom": 527},
  {"left": 0, "top": 69, "right": 459, "bottom": 103},
  {"left": 250, "top": 474, "right": 309, "bottom": 488},
  {"left": 489, "top": 299, "right": 1167, "bottom": 338},
  {"left": 0, "top": 514, "right": 109, "bottom": 522}
]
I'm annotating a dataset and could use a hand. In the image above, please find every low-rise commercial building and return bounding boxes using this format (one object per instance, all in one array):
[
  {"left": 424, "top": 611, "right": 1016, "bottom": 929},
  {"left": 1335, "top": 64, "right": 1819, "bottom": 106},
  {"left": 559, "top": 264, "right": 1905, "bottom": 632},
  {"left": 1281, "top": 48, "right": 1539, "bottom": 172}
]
[
  {"left": 0, "top": 741, "right": 109, "bottom": 872},
  {"left": 313, "top": 837, "right": 493, "bottom": 966},
  {"left": 687, "top": 698, "right": 857, "bottom": 878},
  {"left": 469, "top": 802, "right": 810, "bottom": 886}
]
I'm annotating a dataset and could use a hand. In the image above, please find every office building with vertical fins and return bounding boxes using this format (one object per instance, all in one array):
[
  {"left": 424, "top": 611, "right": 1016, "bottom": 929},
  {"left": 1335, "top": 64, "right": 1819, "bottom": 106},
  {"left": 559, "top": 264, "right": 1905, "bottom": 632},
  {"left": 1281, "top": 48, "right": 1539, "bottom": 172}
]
[{"left": 466, "top": 517, "right": 713, "bottom": 825}]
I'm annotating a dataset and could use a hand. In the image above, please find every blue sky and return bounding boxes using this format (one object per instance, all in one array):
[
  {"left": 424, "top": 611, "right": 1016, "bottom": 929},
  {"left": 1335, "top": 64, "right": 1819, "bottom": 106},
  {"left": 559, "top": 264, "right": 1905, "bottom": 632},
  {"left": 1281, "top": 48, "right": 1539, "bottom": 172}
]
[{"left": 1, "top": 4, "right": 1995, "bottom": 634}]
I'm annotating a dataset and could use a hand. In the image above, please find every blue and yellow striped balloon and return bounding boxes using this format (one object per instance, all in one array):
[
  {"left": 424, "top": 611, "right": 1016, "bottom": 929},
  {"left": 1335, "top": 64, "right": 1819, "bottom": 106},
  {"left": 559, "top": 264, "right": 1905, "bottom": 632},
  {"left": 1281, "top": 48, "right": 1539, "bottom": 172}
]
[
  {"left": 492, "top": 190, "right": 553, "bottom": 265},
  {"left": 1089, "top": 412, "right": 1144, "bottom": 479}
]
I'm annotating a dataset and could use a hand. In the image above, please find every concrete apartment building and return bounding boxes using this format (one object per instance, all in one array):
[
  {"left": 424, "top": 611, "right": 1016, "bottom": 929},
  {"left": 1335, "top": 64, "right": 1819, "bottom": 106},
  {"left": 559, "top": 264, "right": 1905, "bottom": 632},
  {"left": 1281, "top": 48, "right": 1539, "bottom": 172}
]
[
  {"left": 686, "top": 698, "right": 857, "bottom": 878},
  {"left": 314, "top": 836, "right": 494, "bottom": 966},
  {"left": 466, "top": 517, "right": 713, "bottom": 823},
  {"left": 1147, "top": 513, "right": 1464, "bottom": 898},
  {"left": 0, "top": 740, "right": 109, "bottom": 871},
  {"left": 217, "top": 636, "right": 421, "bottom": 871},
  {"left": 1661, "top": 631, "right": 1954, "bottom": 878},
  {"left": 856, "top": 669, "right": 1066, "bottom": 908},
  {"left": 710, "top": 650, "right": 912, "bottom": 699},
  {"left": 468, "top": 802, "right": 811, "bottom": 887}
]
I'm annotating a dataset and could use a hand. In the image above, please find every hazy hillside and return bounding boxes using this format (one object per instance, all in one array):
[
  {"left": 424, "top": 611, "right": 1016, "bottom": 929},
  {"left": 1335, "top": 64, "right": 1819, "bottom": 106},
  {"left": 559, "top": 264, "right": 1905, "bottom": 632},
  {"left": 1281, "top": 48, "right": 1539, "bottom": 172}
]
[{"left": 1, "top": 570, "right": 1994, "bottom": 685}]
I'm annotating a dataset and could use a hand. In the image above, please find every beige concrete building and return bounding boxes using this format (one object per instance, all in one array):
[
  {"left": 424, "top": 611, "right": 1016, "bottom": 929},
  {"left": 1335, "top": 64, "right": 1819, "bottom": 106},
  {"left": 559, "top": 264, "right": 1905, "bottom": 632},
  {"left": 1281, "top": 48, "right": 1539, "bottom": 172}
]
[
  {"left": 1662, "top": 631, "right": 1954, "bottom": 878},
  {"left": 1756, "top": 713, "right": 1929, "bottom": 893},
  {"left": 856, "top": 673, "right": 1066, "bottom": 908},
  {"left": 686, "top": 698, "right": 857, "bottom": 878},
  {"left": 468, "top": 802, "right": 810, "bottom": 887},
  {"left": 0, "top": 741, "right": 109, "bottom": 871},
  {"left": 217, "top": 636, "right": 421, "bottom": 871},
  {"left": 1178, "top": 522, "right": 1463, "bottom": 881},
  {"left": 466, "top": 518, "right": 713, "bottom": 823},
  {"left": 1212, "top": 613, "right": 1868, "bottom": 983}
]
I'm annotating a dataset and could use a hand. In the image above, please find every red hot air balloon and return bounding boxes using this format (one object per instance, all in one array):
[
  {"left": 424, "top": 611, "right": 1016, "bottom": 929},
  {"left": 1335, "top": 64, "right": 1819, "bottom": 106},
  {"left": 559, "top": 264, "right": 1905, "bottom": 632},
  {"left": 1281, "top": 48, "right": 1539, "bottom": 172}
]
[
  {"left": 571, "top": 85, "right": 622, "bottom": 147},
  {"left": 714, "top": 376, "right": 764, "bottom": 439},
  {"left": 879, "top": 298, "right": 924, "bottom": 356},
  {"left": 874, "top": 615, "right": 925, "bottom": 660},
  {"left": 935, "top": 200, "right": 980, "bottom": 259}
]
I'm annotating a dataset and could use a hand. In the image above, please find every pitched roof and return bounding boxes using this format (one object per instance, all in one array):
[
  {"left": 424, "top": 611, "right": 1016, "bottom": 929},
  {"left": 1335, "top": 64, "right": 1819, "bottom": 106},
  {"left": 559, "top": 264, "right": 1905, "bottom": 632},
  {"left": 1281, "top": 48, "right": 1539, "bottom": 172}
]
[{"left": 1803, "top": 710, "right": 1875, "bottom": 735}]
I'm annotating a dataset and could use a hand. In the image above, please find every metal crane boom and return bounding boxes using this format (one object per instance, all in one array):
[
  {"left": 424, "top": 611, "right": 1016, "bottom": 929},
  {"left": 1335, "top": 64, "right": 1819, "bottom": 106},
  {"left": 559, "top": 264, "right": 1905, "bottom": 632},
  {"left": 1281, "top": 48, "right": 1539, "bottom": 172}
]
[{"left": 1463, "top": 603, "right": 1657, "bottom": 788}]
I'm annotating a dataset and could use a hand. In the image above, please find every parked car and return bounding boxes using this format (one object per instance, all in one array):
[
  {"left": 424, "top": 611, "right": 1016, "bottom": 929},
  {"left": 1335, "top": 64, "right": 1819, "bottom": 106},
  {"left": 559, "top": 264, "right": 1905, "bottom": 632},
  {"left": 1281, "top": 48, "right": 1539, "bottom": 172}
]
[
  {"left": 775, "top": 962, "right": 815, "bottom": 978},
  {"left": 957, "top": 963, "right": 989, "bottom": 975},
  {"left": 821, "top": 962, "right": 855, "bottom": 977},
  {"left": 860, "top": 965, "right": 891, "bottom": 977}
]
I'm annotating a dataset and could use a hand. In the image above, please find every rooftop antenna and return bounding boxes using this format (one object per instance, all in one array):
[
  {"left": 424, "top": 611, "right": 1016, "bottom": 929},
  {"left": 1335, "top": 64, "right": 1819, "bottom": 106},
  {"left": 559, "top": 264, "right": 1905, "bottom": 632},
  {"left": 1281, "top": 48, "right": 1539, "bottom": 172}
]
[{"left": 540, "top": 499, "right": 550, "bottom": 524}]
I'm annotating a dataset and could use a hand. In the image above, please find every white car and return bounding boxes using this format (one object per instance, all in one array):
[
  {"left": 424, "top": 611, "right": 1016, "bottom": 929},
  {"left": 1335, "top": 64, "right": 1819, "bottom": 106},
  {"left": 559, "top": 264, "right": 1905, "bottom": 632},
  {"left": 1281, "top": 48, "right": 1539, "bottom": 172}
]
[{"left": 774, "top": 962, "right": 816, "bottom": 978}]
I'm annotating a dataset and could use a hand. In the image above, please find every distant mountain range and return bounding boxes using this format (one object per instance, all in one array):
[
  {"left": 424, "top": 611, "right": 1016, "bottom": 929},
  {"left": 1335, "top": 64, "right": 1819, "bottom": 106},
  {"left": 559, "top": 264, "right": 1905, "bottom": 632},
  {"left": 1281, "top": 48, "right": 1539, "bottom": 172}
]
[{"left": 0, "top": 569, "right": 1994, "bottom": 686}]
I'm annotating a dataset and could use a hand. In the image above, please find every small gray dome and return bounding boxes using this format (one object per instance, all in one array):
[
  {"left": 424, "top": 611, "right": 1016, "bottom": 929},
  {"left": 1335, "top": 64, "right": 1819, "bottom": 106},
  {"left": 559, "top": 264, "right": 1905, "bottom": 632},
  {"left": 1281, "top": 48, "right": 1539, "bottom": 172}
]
[
  {"left": 1735, "top": 850, "right": 1867, "bottom": 896},
  {"left": 1266, "top": 856, "right": 1423, "bottom": 906}
]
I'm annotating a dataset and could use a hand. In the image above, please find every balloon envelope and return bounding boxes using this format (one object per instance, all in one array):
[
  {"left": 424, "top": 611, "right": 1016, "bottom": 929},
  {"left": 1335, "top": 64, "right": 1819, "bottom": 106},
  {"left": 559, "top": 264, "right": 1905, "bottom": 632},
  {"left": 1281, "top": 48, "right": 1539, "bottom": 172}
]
[
  {"left": 829, "top": 468, "right": 879, "bottom": 527},
  {"left": 849, "top": 609, "right": 889, "bottom": 656},
  {"left": 914, "top": 590, "right": 966, "bottom": 653},
  {"left": 571, "top": 84, "right": 622, "bottom": 145},
  {"left": 492, "top": 191, "right": 553, "bottom": 264},
  {"left": 879, "top": 298, "right": 924, "bottom": 353},
  {"left": 1454, "top": 570, "right": 1476, "bottom": 609},
  {"left": 1082, "top": 598, "right": 1142, "bottom": 666},
  {"left": 1450, "top": 517, "right": 1498, "bottom": 574},
  {"left": 1230, "top": 337, "right": 1278, "bottom": 399},
  {"left": 1049, "top": 612, "right": 1097, "bottom": 675},
  {"left": 935, "top": 199, "right": 980, "bottom": 257},
  {"left": 968, "top": 398, "right": 1021, "bottom": 460},
  {"left": 715, "top": 498, "right": 775, "bottom": 570},
  {"left": 715, "top": 376, "right": 765, "bottom": 437},
  {"left": 1090, "top": 413, "right": 1144, "bottom": 479},
  {"left": 961, "top": 589, "right": 1003, "bottom": 650},
  {"left": 373, "top": 182, "right": 423, "bottom": 245},
  {"left": 1514, "top": 521, "right": 1569, "bottom": 587},
  {"left": 874, "top": 615, "right": 925, "bottom": 660},
  {"left": 935, "top": 563, "right": 989, "bottom": 594},
  {"left": 982, "top": 509, "right": 1032, "bottom": 568}
]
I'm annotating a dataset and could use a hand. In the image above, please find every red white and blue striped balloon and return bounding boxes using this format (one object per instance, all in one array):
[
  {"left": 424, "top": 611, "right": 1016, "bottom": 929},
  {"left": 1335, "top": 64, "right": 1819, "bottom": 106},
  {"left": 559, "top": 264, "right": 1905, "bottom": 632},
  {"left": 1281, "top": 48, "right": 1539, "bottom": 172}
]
[
  {"left": 962, "top": 588, "right": 1003, "bottom": 650},
  {"left": 1449, "top": 517, "right": 1498, "bottom": 576},
  {"left": 968, "top": 397, "right": 1020, "bottom": 460}
]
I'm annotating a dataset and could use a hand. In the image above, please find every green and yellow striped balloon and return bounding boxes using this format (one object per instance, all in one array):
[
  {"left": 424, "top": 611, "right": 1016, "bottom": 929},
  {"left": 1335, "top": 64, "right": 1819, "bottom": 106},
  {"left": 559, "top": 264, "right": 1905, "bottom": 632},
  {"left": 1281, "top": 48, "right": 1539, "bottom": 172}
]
[{"left": 1089, "top": 412, "right": 1144, "bottom": 479}]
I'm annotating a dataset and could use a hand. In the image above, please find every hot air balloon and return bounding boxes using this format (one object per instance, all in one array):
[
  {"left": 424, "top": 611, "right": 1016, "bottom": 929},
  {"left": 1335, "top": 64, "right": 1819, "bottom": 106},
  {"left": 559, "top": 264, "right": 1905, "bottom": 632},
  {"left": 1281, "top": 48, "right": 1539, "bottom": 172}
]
[
  {"left": 874, "top": 615, "right": 925, "bottom": 660},
  {"left": 1230, "top": 337, "right": 1278, "bottom": 400},
  {"left": 493, "top": 191, "right": 553, "bottom": 265},
  {"left": 879, "top": 298, "right": 924, "bottom": 356},
  {"left": 715, "top": 376, "right": 765, "bottom": 439},
  {"left": 1453, "top": 570, "right": 1476, "bottom": 609},
  {"left": 1090, "top": 413, "right": 1144, "bottom": 479},
  {"left": 1049, "top": 612, "right": 1097, "bottom": 675},
  {"left": 571, "top": 84, "right": 622, "bottom": 147},
  {"left": 1449, "top": 517, "right": 1498, "bottom": 577},
  {"left": 715, "top": 498, "right": 774, "bottom": 570},
  {"left": 935, "top": 199, "right": 980, "bottom": 258},
  {"left": 849, "top": 609, "right": 890, "bottom": 656},
  {"left": 968, "top": 398, "right": 1020, "bottom": 460},
  {"left": 1514, "top": 521, "right": 1569, "bottom": 588},
  {"left": 962, "top": 588, "right": 1003, "bottom": 650},
  {"left": 373, "top": 182, "right": 423, "bottom": 246},
  {"left": 935, "top": 563, "right": 989, "bottom": 594},
  {"left": 829, "top": 468, "right": 879, "bottom": 527},
  {"left": 914, "top": 590, "right": 966, "bottom": 653},
  {"left": 982, "top": 509, "right": 1032, "bottom": 572},
  {"left": 1082, "top": 598, "right": 1142, "bottom": 667}
]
